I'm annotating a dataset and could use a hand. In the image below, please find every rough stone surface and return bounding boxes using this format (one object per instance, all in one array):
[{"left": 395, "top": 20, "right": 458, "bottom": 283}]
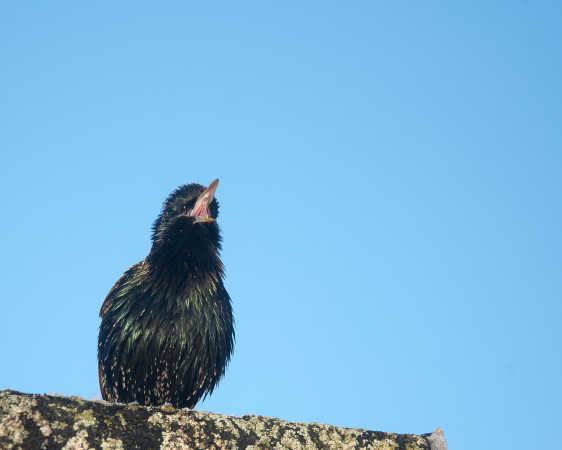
[{"left": 0, "top": 390, "right": 445, "bottom": 449}]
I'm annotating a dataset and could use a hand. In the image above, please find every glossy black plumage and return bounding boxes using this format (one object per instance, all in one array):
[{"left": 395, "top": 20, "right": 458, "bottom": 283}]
[{"left": 97, "top": 180, "right": 234, "bottom": 408}]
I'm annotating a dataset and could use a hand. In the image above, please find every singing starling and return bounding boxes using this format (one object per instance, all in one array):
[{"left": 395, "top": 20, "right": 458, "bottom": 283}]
[{"left": 97, "top": 179, "right": 234, "bottom": 409}]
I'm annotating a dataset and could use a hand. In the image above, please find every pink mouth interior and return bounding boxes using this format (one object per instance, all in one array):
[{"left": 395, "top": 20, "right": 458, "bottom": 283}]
[
  {"left": 189, "top": 198, "right": 210, "bottom": 218},
  {"left": 188, "top": 179, "right": 218, "bottom": 219}
]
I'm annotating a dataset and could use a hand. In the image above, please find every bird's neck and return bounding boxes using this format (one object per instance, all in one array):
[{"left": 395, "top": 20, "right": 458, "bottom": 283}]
[{"left": 147, "top": 239, "right": 224, "bottom": 294}]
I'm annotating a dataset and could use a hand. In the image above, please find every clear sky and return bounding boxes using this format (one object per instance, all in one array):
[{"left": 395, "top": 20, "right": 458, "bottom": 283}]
[{"left": 1, "top": 3, "right": 561, "bottom": 449}]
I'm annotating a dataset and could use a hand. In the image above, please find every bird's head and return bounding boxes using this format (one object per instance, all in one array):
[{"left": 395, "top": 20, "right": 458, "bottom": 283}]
[{"left": 151, "top": 179, "right": 221, "bottom": 250}]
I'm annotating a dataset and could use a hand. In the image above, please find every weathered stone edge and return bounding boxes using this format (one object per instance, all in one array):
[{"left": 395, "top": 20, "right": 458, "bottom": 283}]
[{"left": 0, "top": 390, "right": 445, "bottom": 449}]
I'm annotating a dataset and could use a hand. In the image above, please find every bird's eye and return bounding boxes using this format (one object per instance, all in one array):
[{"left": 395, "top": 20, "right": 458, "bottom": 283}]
[{"left": 183, "top": 199, "right": 196, "bottom": 213}]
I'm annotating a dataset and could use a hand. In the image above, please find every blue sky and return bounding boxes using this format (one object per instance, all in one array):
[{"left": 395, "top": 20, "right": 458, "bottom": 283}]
[{"left": 1, "top": 3, "right": 561, "bottom": 449}]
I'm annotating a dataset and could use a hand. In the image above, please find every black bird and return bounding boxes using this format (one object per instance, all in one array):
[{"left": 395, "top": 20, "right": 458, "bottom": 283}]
[{"left": 97, "top": 179, "right": 234, "bottom": 408}]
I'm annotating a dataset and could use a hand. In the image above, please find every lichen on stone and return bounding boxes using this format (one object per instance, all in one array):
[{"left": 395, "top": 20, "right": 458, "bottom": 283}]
[
  {"left": 0, "top": 390, "right": 441, "bottom": 449},
  {"left": 73, "top": 408, "right": 97, "bottom": 430}
]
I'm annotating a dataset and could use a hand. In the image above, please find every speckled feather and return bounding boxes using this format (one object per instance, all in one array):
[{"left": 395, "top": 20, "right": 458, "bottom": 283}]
[{"left": 97, "top": 182, "right": 234, "bottom": 409}]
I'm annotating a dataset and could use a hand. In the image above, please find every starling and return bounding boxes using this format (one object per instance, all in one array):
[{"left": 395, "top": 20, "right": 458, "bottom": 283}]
[{"left": 97, "top": 179, "right": 234, "bottom": 409}]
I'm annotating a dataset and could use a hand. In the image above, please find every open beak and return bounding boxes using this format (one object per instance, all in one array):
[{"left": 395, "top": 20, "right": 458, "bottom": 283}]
[
  {"left": 192, "top": 216, "right": 216, "bottom": 223},
  {"left": 189, "top": 178, "right": 219, "bottom": 222}
]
